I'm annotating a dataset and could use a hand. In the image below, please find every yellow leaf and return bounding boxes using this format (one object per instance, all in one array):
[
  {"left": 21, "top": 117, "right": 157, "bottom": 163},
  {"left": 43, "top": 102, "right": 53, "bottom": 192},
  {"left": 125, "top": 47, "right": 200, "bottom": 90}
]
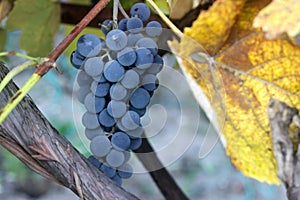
[
  {"left": 253, "top": 0, "right": 300, "bottom": 39},
  {"left": 169, "top": 0, "right": 300, "bottom": 184}
]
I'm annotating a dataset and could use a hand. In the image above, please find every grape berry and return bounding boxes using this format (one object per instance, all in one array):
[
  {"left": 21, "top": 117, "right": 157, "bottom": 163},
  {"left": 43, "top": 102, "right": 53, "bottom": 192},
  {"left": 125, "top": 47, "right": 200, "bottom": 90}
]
[{"left": 71, "top": 3, "right": 163, "bottom": 186}]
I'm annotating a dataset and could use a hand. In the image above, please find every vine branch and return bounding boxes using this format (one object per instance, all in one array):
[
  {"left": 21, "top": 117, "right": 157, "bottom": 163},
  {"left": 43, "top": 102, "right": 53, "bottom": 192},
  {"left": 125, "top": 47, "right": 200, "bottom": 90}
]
[{"left": 0, "top": 63, "right": 139, "bottom": 200}]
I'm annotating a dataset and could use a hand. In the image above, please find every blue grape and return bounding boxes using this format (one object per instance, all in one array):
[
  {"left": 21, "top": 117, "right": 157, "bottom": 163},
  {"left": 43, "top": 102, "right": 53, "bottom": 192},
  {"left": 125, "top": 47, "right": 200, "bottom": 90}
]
[
  {"left": 76, "top": 34, "right": 102, "bottom": 57},
  {"left": 77, "top": 85, "right": 90, "bottom": 104},
  {"left": 84, "top": 57, "right": 104, "bottom": 77},
  {"left": 127, "top": 126, "right": 143, "bottom": 138},
  {"left": 104, "top": 60, "right": 125, "bottom": 82},
  {"left": 121, "top": 69, "right": 140, "bottom": 89},
  {"left": 147, "top": 54, "right": 163, "bottom": 74},
  {"left": 117, "top": 163, "right": 133, "bottom": 179},
  {"left": 106, "top": 29, "right": 127, "bottom": 51},
  {"left": 127, "top": 17, "right": 143, "bottom": 33},
  {"left": 100, "top": 164, "right": 116, "bottom": 178},
  {"left": 146, "top": 21, "right": 163, "bottom": 37},
  {"left": 77, "top": 71, "right": 92, "bottom": 86},
  {"left": 118, "top": 18, "right": 128, "bottom": 31},
  {"left": 142, "top": 74, "right": 158, "bottom": 91},
  {"left": 101, "top": 19, "right": 113, "bottom": 35},
  {"left": 90, "top": 135, "right": 111, "bottom": 157},
  {"left": 88, "top": 155, "right": 101, "bottom": 168},
  {"left": 130, "top": 88, "right": 150, "bottom": 109},
  {"left": 109, "top": 83, "right": 127, "bottom": 100},
  {"left": 95, "top": 82, "right": 110, "bottom": 97},
  {"left": 130, "top": 106, "right": 146, "bottom": 117},
  {"left": 127, "top": 33, "right": 144, "bottom": 47},
  {"left": 107, "top": 100, "right": 127, "bottom": 118},
  {"left": 111, "top": 174, "right": 122, "bottom": 186},
  {"left": 130, "top": 137, "right": 142, "bottom": 150},
  {"left": 85, "top": 127, "right": 104, "bottom": 140},
  {"left": 130, "top": 3, "right": 150, "bottom": 22},
  {"left": 111, "top": 132, "right": 131, "bottom": 150},
  {"left": 106, "top": 149, "right": 125, "bottom": 167},
  {"left": 135, "top": 48, "right": 154, "bottom": 69},
  {"left": 71, "top": 50, "right": 85, "bottom": 69},
  {"left": 117, "top": 47, "right": 136, "bottom": 66},
  {"left": 82, "top": 112, "right": 100, "bottom": 129},
  {"left": 136, "top": 38, "right": 158, "bottom": 55},
  {"left": 98, "top": 109, "right": 116, "bottom": 128},
  {"left": 84, "top": 93, "right": 106, "bottom": 113},
  {"left": 121, "top": 111, "right": 140, "bottom": 130}
]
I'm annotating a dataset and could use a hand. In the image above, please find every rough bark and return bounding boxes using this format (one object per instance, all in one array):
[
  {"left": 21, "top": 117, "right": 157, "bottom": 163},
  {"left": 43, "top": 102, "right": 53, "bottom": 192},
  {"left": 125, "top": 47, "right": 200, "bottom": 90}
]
[
  {"left": 267, "top": 99, "right": 300, "bottom": 200},
  {"left": 0, "top": 62, "right": 139, "bottom": 200}
]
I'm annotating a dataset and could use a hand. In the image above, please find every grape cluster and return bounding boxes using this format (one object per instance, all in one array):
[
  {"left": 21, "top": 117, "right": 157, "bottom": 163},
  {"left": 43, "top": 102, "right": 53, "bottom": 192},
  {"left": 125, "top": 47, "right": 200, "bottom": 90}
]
[{"left": 71, "top": 3, "right": 163, "bottom": 186}]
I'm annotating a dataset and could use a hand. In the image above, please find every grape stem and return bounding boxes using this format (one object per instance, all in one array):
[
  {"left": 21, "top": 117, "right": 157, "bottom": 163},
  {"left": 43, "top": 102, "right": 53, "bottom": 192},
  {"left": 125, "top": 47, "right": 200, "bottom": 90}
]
[
  {"left": 0, "top": 0, "right": 111, "bottom": 124},
  {"left": 146, "top": 0, "right": 183, "bottom": 38},
  {"left": 113, "top": 0, "right": 119, "bottom": 29},
  {"left": 118, "top": 2, "right": 129, "bottom": 19},
  {"left": 0, "top": 51, "right": 40, "bottom": 61},
  {"left": 0, "top": 60, "right": 36, "bottom": 94}
]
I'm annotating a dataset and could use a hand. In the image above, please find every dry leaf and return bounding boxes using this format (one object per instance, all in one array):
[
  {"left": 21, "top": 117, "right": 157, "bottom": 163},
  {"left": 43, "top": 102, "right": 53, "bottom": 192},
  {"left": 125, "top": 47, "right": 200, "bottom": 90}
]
[
  {"left": 253, "top": 0, "right": 300, "bottom": 39},
  {"left": 168, "top": 0, "right": 193, "bottom": 19},
  {"left": 169, "top": 0, "right": 300, "bottom": 184}
]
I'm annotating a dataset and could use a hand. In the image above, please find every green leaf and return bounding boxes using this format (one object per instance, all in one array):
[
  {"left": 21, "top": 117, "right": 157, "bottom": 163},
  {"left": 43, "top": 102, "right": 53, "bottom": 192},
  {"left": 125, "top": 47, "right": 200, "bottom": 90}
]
[
  {"left": 6, "top": 0, "right": 60, "bottom": 56},
  {"left": 0, "top": 29, "right": 6, "bottom": 51}
]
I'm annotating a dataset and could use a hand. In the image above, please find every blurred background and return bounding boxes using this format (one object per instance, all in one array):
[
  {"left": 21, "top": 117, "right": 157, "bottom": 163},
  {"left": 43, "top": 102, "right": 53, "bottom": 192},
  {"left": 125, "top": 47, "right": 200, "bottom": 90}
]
[{"left": 0, "top": 0, "right": 288, "bottom": 199}]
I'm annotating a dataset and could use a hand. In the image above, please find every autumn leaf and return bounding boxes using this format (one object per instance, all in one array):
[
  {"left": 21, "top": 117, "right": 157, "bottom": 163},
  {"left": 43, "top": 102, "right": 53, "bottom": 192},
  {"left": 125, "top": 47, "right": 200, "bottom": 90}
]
[
  {"left": 169, "top": 0, "right": 300, "bottom": 184},
  {"left": 253, "top": 0, "right": 300, "bottom": 39}
]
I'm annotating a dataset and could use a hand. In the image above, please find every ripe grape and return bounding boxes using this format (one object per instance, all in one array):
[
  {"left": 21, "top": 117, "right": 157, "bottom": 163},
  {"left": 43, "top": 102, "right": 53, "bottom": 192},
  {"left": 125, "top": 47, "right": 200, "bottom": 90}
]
[
  {"left": 98, "top": 109, "right": 116, "bottom": 128},
  {"left": 135, "top": 48, "right": 154, "bottom": 69},
  {"left": 111, "top": 132, "right": 131, "bottom": 150},
  {"left": 130, "top": 88, "right": 150, "bottom": 109},
  {"left": 118, "top": 18, "right": 128, "bottom": 31},
  {"left": 121, "top": 111, "right": 140, "bottom": 130},
  {"left": 146, "top": 21, "right": 163, "bottom": 37},
  {"left": 127, "top": 17, "right": 143, "bottom": 33},
  {"left": 127, "top": 33, "right": 144, "bottom": 47},
  {"left": 71, "top": 50, "right": 84, "bottom": 69},
  {"left": 121, "top": 69, "right": 140, "bottom": 89},
  {"left": 136, "top": 38, "right": 158, "bottom": 55},
  {"left": 100, "top": 163, "right": 116, "bottom": 178},
  {"left": 90, "top": 135, "right": 111, "bottom": 157},
  {"left": 106, "top": 149, "right": 125, "bottom": 167},
  {"left": 85, "top": 127, "right": 104, "bottom": 140},
  {"left": 101, "top": 19, "right": 113, "bottom": 35},
  {"left": 107, "top": 100, "right": 127, "bottom": 118},
  {"left": 117, "top": 163, "right": 133, "bottom": 179},
  {"left": 106, "top": 29, "right": 127, "bottom": 51},
  {"left": 84, "top": 57, "right": 104, "bottom": 77},
  {"left": 76, "top": 34, "right": 102, "bottom": 57},
  {"left": 104, "top": 60, "right": 125, "bottom": 82},
  {"left": 109, "top": 83, "right": 127, "bottom": 100},
  {"left": 82, "top": 112, "right": 100, "bottom": 129},
  {"left": 130, "top": 3, "right": 150, "bottom": 22},
  {"left": 117, "top": 47, "right": 136, "bottom": 66}
]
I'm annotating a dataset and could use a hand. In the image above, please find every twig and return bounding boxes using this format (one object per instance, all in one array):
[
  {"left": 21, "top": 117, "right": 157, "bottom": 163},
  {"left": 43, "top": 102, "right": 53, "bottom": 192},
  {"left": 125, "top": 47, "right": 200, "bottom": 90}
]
[
  {"left": 267, "top": 98, "right": 300, "bottom": 200},
  {"left": 118, "top": 2, "right": 129, "bottom": 19},
  {"left": 0, "top": 0, "right": 111, "bottom": 124},
  {"left": 0, "top": 60, "right": 35, "bottom": 93},
  {"left": 134, "top": 134, "right": 189, "bottom": 200},
  {"left": 0, "top": 51, "right": 39, "bottom": 61},
  {"left": 146, "top": 0, "right": 183, "bottom": 38},
  {"left": 0, "top": 63, "right": 139, "bottom": 200},
  {"left": 113, "top": 0, "right": 119, "bottom": 29}
]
